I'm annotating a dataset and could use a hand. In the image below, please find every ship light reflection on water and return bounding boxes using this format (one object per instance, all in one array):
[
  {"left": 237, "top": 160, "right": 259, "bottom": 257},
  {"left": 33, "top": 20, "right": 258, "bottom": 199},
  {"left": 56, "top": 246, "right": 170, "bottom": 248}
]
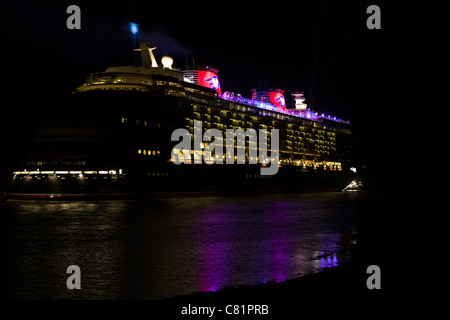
[
  {"left": 342, "top": 179, "right": 363, "bottom": 191},
  {"left": 194, "top": 197, "right": 354, "bottom": 294},
  {"left": 1, "top": 192, "right": 358, "bottom": 299},
  {"left": 319, "top": 253, "right": 339, "bottom": 269}
]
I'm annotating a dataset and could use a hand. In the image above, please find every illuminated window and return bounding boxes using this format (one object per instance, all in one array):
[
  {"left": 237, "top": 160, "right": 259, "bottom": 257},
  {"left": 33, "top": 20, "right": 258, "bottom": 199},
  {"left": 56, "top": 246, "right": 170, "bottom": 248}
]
[
  {"left": 143, "top": 150, "right": 147, "bottom": 155},
  {"left": 138, "top": 149, "right": 142, "bottom": 154},
  {"left": 144, "top": 120, "right": 148, "bottom": 126},
  {"left": 152, "top": 150, "right": 156, "bottom": 156},
  {"left": 157, "top": 151, "right": 160, "bottom": 156},
  {"left": 122, "top": 118, "right": 128, "bottom": 123}
]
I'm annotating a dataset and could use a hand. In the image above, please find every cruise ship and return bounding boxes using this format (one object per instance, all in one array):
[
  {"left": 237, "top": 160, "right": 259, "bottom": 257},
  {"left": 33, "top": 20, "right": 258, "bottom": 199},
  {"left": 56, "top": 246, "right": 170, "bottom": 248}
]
[{"left": 8, "top": 42, "right": 356, "bottom": 199}]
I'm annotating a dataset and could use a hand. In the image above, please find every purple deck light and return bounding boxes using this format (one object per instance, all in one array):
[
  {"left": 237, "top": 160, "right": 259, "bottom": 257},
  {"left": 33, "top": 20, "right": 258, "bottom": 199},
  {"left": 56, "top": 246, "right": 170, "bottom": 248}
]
[{"left": 218, "top": 94, "right": 349, "bottom": 124}]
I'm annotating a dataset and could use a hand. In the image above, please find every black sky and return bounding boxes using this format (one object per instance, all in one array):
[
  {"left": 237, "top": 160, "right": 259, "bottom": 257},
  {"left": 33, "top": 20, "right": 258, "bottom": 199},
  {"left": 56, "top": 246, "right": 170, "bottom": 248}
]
[{"left": 0, "top": 0, "right": 446, "bottom": 187}]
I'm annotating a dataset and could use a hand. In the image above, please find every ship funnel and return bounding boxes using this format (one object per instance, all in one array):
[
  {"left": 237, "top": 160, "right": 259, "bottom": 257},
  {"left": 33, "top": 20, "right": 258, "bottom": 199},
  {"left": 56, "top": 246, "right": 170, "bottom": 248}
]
[
  {"left": 134, "top": 42, "right": 159, "bottom": 68},
  {"left": 251, "top": 88, "right": 286, "bottom": 109},
  {"left": 182, "top": 66, "right": 222, "bottom": 94}
]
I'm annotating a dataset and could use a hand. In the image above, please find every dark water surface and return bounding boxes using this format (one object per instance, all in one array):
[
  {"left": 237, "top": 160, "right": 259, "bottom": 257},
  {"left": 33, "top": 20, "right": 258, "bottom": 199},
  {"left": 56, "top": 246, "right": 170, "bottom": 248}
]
[{"left": 0, "top": 192, "right": 361, "bottom": 299}]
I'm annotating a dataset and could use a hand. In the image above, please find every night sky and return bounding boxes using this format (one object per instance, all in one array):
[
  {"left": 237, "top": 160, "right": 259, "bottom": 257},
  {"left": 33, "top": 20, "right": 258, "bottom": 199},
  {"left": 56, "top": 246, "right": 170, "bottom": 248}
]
[{"left": 0, "top": 0, "right": 446, "bottom": 187}]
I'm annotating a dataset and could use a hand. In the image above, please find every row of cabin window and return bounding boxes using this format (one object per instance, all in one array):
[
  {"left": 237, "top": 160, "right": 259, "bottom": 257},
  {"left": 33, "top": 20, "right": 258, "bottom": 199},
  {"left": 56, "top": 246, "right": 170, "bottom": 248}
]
[
  {"left": 121, "top": 118, "right": 161, "bottom": 128},
  {"left": 138, "top": 149, "right": 160, "bottom": 156},
  {"left": 192, "top": 104, "right": 294, "bottom": 122}
]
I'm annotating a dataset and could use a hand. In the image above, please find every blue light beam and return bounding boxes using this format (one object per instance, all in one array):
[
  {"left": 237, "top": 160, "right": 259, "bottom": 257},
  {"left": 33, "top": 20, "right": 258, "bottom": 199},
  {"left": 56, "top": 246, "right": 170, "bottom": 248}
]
[{"left": 130, "top": 22, "right": 139, "bottom": 35}]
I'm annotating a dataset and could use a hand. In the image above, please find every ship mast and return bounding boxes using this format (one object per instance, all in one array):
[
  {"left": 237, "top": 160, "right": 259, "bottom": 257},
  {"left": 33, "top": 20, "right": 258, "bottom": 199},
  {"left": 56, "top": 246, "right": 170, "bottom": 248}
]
[{"left": 134, "top": 42, "right": 159, "bottom": 68}]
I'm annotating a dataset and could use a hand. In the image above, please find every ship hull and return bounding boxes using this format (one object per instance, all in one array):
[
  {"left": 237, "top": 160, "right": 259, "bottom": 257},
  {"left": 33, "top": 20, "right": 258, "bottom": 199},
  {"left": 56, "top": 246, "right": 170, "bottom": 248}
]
[{"left": 8, "top": 164, "right": 353, "bottom": 200}]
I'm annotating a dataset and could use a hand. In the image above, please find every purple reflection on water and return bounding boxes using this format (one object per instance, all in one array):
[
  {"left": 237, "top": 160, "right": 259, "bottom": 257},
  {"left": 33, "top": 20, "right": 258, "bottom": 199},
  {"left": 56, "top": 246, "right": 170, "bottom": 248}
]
[
  {"left": 319, "top": 253, "right": 339, "bottom": 269},
  {"left": 195, "top": 207, "right": 235, "bottom": 292},
  {"left": 263, "top": 201, "right": 295, "bottom": 284},
  {"left": 264, "top": 238, "right": 289, "bottom": 284},
  {"left": 197, "top": 242, "right": 229, "bottom": 292},
  {"left": 194, "top": 197, "right": 351, "bottom": 293},
  {"left": 1, "top": 192, "right": 358, "bottom": 299}
]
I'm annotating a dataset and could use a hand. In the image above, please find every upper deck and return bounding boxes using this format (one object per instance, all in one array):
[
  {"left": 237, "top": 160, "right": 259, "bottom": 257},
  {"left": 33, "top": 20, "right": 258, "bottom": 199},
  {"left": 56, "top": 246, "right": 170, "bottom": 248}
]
[{"left": 75, "top": 42, "right": 350, "bottom": 128}]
